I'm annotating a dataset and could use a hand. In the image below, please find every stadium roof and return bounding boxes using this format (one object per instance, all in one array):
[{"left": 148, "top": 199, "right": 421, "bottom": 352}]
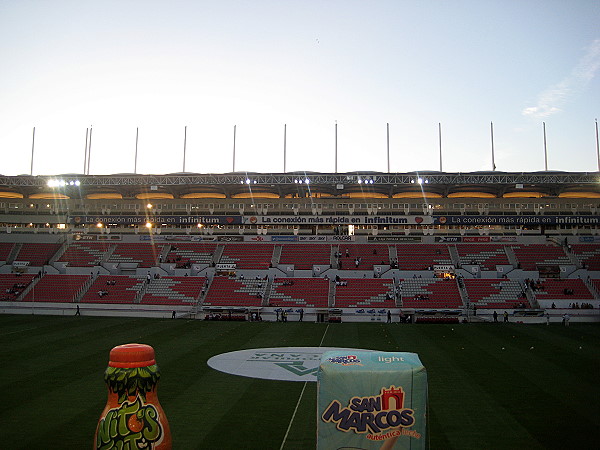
[{"left": 0, "top": 171, "right": 599, "bottom": 200}]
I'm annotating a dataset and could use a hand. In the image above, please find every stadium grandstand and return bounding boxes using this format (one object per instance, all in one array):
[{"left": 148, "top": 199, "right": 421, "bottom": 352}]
[{"left": 0, "top": 170, "right": 599, "bottom": 323}]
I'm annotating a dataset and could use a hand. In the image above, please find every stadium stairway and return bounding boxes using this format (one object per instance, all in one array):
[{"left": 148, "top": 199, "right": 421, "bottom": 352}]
[
  {"left": 271, "top": 245, "right": 282, "bottom": 267},
  {"left": 447, "top": 245, "right": 460, "bottom": 267},
  {"left": 505, "top": 246, "right": 519, "bottom": 267},
  {"left": 456, "top": 277, "right": 470, "bottom": 306},
  {"left": 74, "top": 275, "right": 96, "bottom": 302},
  {"left": 213, "top": 245, "right": 224, "bottom": 265},
  {"left": 585, "top": 277, "right": 599, "bottom": 298},
  {"left": 50, "top": 241, "right": 68, "bottom": 264},
  {"left": 564, "top": 248, "right": 582, "bottom": 267},
  {"left": 330, "top": 246, "right": 339, "bottom": 267},
  {"left": 522, "top": 281, "right": 539, "bottom": 308},
  {"left": 8, "top": 243, "right": 22, "bottom": 265},
  {"left": 134, "top": 280, "right": 149, "bottom": 303},
  {"left": 13, "top": 273, "right": 41, "bottom": 300},
  {"left": 329, "top": 281, "right": 335, "bottom": 308}
]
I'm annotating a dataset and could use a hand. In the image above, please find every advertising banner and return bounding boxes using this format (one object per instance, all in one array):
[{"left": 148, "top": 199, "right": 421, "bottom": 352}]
[
  {"left": 70, "top": 215, "right": 243, "bottom": 225},
  {"left": 434, "top": 215, "right": 600, "bottom": 226},
  {"left": 243, "top": 215, "right": 433, "bottom": 225}
]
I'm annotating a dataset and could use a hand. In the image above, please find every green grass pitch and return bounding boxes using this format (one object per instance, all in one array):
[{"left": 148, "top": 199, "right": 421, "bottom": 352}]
[{"left": 0, "top": 315, "right": 598, "bottom": 449}]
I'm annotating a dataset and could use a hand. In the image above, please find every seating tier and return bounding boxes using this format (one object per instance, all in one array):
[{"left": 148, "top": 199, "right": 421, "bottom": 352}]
[
  {"left": 395, "top": 244, "right": 452, "bottom": 270},
  {"left": 571, "top": 244, "right": 600, "bottom": 270},
  {"left": 141, "top": 276, "right": 207, "bottom": 305},
  {"left": 400, "top": 278, "right": 463, "bottom": 308},
  {"left": 203, "top": 276, "right": 264, "bottom": 307},
  {"left": 278, "top": 244, "right": 332, "bottom": 270},
  {"left": 80, "top": 275, "right": 145, "bottom": 304},
  {"left": 165, "top": 243, "right": 217, "bottom": 267},
  {"left": 511, "top": 244, "right": 570, "bottom": 271},
  {"left": 268, "top": 277, "right": 329, "bottom": 307},
  {"left": 455, "top": 244, "right": 510, "bottom": 270},
  {"left": 337, "top": 244, "right": 390, "bottom": 270},
  {"left": 58, "top": 242, "right": 113, "bottom": 267},
  {"left": 463, "top": 279, "right": 527, "bottom": 309},
  {"left": 0, "top": 243, "right": 14, "bottom": 261},
  {"left": 532, "top": 278, "right": 593, "bottom": 300},
  {"left": 21, "top": 274, "right": 89, "bottom": 302},
  {"left": 0, "top": 273, "right": 37, "bottom": 301},
  {"left": 108, "top": 243, "right": 164, "bottom": 267},
  {"left": 219, "top": 243, "right": 274, "bottom": 269},
  {"left": 14, "top": 243, "right": 61, "bottom": 267},
  {"left": 334, "top": 278, "right": 396, "bottom": 308}
]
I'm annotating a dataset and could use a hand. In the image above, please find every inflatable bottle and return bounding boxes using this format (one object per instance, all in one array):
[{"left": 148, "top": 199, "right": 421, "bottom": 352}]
[{"left": 94, "top": 343, "right": 172, "bottom": 449}]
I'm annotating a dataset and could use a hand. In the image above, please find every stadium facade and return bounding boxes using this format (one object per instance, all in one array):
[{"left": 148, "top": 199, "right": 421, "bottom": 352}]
[{"left": 1, "top": 171, "right": 599, "bottom": 323}]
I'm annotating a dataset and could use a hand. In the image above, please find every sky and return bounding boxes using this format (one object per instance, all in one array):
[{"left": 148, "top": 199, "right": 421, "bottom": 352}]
[{"left": 0, "top": 0, "right": 599, "bottom": 176}]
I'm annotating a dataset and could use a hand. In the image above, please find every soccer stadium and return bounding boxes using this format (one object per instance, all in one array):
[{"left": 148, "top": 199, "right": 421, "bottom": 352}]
[
  {"left": 0, "top": 171, "right": 598, "bottom": 448},
  {"left": 2, "top": 2, "right": 599, "bottom": 448},
  {"left": 1, "top": 170, "right": 600, "bottom": 323}
]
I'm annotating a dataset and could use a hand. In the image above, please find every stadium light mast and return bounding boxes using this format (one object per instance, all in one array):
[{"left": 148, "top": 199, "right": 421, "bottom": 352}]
[
  {"left": 84, "top": 128, "right": 89, "bottom": 174},
  {"left": 438, "top": 122, "right": 443, "bottom": 172},
  {"left": 543, "top": 122, "right": 548, "bottom": 171},
  {"left": 182, "top": 125, "right": 187, "bottom": 172},
  {"left": 134, "top": 127, "right": 139, "bottom": 174},
  {"left": 335, "top": 121, "right": 338, "bottom": 173},
  {"left": 232, "top": 125, "right": 237, "bottom": 172},
  {"left": 87, "top": 125, "right": 93, "bottom": 175},
  {"left": 596, "top": 119, "right": 600, "bottom": 172},
  {"left": 30, "top": 126, "right": 35, "bottom": 175},
  {"left": 491, "top": 121, "right": 496, "bottom": 171},
  {"left": 283, "top": 123, "right": 287, "bottom": 173},
  {"left": 386, "top": 123, "right": 390, "bottom": 173}
]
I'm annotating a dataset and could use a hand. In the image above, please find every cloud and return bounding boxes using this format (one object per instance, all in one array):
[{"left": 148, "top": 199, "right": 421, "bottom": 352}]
[{"left": 522, "top": 39, "right": 600, "bottom": 119}]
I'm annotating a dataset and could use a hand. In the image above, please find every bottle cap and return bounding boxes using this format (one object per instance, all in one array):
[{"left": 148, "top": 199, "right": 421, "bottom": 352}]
[{"left": 108, "top": 343, "right": 156, "bottom": 368}]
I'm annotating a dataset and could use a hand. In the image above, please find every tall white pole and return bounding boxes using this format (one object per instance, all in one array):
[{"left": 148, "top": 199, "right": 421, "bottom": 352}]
[
  {"left": 84, "top": 128, "right": 89, "bottom": 174},
  {"left": 87, "top": 125, "right": 93, "bottom": 175},
  {"left": 543, "top": 122, "right": 548, "bottom": 171},
  {"left": 283, "top": 123, "right": 287, "bottom": 173},
  {"left": 134, "top": 127, "right": 139, "bottom": 174},
  {"left": 183, "top": 125, "right": 187, "bottom": 172},
  {"left": 596, "top": 119, "right": 600, "bottom": 172},
  {"left": 29, "top": 124, "right": 35, "bottom": 175},
  {"left": 438, "top": 122, "right": 443, "bottom": 172},
  {"left": 232, "top": 125, "right": 237, "bottom": 172},
  {"left": 335, "top": 121, "right": 338, "bottom": 173},
  {"left": 386, "top": 123, "right": 390, "bottom": 173},
  {"left": 491, "top": 121, "right": 496, "bottom": 171}
]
